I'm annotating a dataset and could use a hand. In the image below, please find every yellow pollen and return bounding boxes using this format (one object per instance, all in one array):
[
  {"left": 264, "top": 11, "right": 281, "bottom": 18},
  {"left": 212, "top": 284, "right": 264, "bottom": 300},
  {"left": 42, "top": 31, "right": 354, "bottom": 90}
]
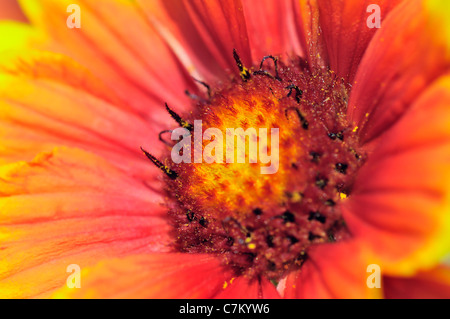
[{"left": 290, "top": 192, "right": 303, "bottom": 203}]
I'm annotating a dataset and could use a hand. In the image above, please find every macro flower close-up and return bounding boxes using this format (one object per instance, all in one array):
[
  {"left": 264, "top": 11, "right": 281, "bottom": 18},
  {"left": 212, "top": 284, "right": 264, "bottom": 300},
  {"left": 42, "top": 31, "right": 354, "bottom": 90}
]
[{"left": 0, "top": 0, "right": 450, "bottom": 299}]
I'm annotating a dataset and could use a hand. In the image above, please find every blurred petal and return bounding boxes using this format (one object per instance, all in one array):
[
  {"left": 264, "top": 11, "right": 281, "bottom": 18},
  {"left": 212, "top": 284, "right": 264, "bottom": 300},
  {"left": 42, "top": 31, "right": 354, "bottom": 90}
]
[
  {"left": 0, "top": 47, "right": 165, "bottom": 181},
  {"left": 52, "top": 253, "right": 233, "bottom": 298},
  {"left": 348, "top": 0, "right": 450, "bottom": 143},
  {"left": 137, "top": 0, "right": 251, "bottom": 81},
  {"left": 343, "top": 74, "right": 450, "bottom": 276},
  {"left": 0, "top": 21, "right": 46, "bottom": 53},
  {"left": 282, "top": 241, "right": 381, "bottom": 298},
  {"left": 242, "top": 0, "right": 302, "bottom": 60},
  {"left": 384, "top": 265, "right": 450, "bottom": 298},
  {"left": 0, "top": 147, "right": 170, "bottom": 298},
  {"left": 0, "top": 0, "right": 27, "bottom": 22},
  {"left": 18, "top": 0, "right": 196, "bottom": 119},
  {"left": 215, "top": 276, "right": 280, "bottom": 299}
]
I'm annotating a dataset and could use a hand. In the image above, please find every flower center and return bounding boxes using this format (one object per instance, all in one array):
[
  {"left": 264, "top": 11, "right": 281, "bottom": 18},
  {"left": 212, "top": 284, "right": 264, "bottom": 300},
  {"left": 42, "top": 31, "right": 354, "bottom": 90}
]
[{"left": 157, "top": 55, "right": 365, "bottom": 281}]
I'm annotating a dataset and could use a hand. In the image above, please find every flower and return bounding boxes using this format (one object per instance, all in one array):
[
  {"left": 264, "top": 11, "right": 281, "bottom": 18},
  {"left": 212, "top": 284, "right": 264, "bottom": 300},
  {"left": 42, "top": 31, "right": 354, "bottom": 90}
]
[{"left": 0, "top": 0, "right": 450, "bottom": 299}]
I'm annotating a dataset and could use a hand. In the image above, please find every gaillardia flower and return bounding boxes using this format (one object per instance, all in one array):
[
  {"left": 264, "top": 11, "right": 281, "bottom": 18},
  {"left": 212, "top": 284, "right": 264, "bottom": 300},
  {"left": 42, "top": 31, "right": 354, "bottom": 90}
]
[{"left": 0, "top": 0, "right": 449, "bottom": 299}]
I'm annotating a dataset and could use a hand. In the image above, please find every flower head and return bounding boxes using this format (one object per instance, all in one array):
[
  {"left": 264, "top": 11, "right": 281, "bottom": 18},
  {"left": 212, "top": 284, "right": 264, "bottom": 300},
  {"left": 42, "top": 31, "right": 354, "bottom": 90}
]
[{"left": 0, "top": 0, "right": 450, "bottom": 299}]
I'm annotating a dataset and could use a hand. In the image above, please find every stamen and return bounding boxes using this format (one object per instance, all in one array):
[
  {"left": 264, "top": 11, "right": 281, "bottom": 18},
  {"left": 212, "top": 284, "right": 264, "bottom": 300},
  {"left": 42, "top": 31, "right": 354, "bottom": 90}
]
[
  {"left": 266, "top": 235, "right": 274, "bottom": 247},
  {"left": 308, "top": 232, "right": 321, "bottom": 241},
  {"left": 287, "top": 235, "right": 299, "bottom": 244},
  {"left": 184, "top": 90, "right": 206, "bottom": 102},
  {"left": 308, "top": 211, "right": 326, "bottom": 224},
  {"left": 233, "top": 48, "right": 251, "bottom": 81},
  {"left": 199, "top": 216, "right": 209, "bottom": 228},
  {"left": 193, "top": 78, "right": 212, "bottom": 99},
  {"left": 335, "top": 163, "right": 348, "bottom": 174},
  {"left": 328, "top": 131, "right": 344, "bottom": 141},
  {"left": 158, "top": 129, "right": 174, "bottom": 146},
  {"left": 328, "top": 233, "right": 337, "bottom": 242},
  {"left": 223, "top": 216, "right": 251, "bottom": 237},
  {"left": 140, "top": 146, "right": 178, "bottom": 180},
  {"left": 285, "top": 84, "right": 303, "bottom": 103},
  {"left": 295, "top": 253, "right": 308, "bottom": 267},
  {"left": 324, "top": 199, "right": 336, "bottom": 206},
  {"left": 165, "top": 103, "right": 193, "bottom": 131},
  {"left": 281, "top": 211, "right": 295, "bottom": 223},
  {"left": 315, "top": 176, "right": 328, "bottom": 189},
  {"left": 253, "top": 55, "right": 281, "bottom": 81},
  {"left": 309, "top": 151, "right": 321, "bottom": 163},
  {"left": 186, "top": 210, "right": 196, "bottom": 222},
  {"left": 253, "top": 208, "right": 263, "bottom": 215}
]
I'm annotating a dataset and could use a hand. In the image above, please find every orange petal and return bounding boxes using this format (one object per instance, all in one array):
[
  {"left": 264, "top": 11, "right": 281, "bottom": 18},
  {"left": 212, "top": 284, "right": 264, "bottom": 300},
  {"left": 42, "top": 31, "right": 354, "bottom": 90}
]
[
  {"left": 136, "top": 0, "right": 251, "bottom": 81},
  {"left": 52, "top": 253, "right": 233, "bottom": 298},
  {"left": 0, "top": 147, "right": 171, "bottom": 298},
  {"left": 315, "top": 0, "right": 402, "bottom": 82},
  {"left": 0, "top": 0, "right": 27, "bottom": 22},
  {"left": 0, "top": 48, "right": 164, "bottom": 181},
  {"left": 242, "top": 0, "right": 302, "bottom": 61},
  {"left": 348, "top": 0, "right": 450, "bottom": 143},
  {"left": 18, "top": 0, "right": 196, "bottom": 117},
  {"left": 281, "top": 241, "right": 382, "bottom": 299},
  {"left": 342, "top": 74, "right": 450, "bottom": 276},
  {"left": 384, "top": 265, "right": 450, "bottom": 298},
  {"left": 215, "top": 276, "right": 280, "bottom": 299}
]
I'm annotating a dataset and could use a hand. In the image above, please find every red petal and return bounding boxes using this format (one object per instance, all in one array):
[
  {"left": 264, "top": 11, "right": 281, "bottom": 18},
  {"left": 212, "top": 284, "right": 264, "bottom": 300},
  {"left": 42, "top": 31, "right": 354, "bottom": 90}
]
[
  {"left": 316, "top": 0, "right": 402, "bottom": 82},
  {"left": 348, "top": 0, "right": 450, "bottom": 143},
  {"left": 343, "top": 74, "right": 450, "bottom": 275},
  {"left": 242, "top": 0, "right": 301, "bottom": 61},
  {"left": 281, "top": 241, "right": 382, "bottom": 298},
  {"left": 0, "top": 148, "right": 170, "bottom": 298},
  {"left": 384, "top": 265, "right": 450, "bottom": 299},
  {"left": 52, "top": 253, "right": 233, "bottom": 298}
]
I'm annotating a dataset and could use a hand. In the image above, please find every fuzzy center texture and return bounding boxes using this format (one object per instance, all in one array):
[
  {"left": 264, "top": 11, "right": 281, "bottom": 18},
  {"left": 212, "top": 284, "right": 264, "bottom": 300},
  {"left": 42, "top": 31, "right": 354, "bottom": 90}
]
[{"left": 163, "top": 57, "right": 365, "bottom": 281}]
